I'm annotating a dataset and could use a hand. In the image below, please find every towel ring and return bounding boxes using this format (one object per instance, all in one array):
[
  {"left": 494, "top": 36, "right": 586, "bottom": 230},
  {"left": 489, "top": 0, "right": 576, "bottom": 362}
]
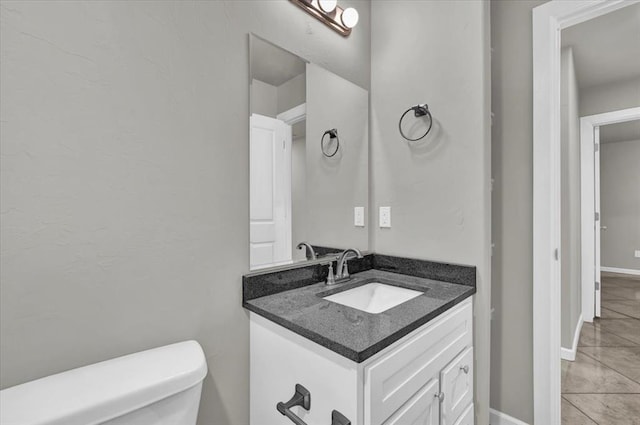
[
  {"left": 399, "top": 104, "right": 433, "bottom": 141},
  {"left": 321, "top": 128, "right": 339, "bottom": 157}
]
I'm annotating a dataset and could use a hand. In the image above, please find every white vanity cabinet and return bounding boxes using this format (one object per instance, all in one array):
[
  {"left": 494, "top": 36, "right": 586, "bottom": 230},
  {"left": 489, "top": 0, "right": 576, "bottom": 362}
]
[{"left": 250, "top": 297, "right": 474, "bottom": 425}]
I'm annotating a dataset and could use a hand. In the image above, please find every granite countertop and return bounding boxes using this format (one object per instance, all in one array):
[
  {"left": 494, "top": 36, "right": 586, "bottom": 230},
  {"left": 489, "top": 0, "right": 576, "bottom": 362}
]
[{"left": 243, "top": 269, "right": 475, "bottom": 363}]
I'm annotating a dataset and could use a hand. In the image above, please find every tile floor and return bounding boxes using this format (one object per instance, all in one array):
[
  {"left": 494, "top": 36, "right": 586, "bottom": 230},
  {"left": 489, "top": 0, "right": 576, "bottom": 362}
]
[{"left": 562, "top": 272, "right": 640, "bottom": 425}]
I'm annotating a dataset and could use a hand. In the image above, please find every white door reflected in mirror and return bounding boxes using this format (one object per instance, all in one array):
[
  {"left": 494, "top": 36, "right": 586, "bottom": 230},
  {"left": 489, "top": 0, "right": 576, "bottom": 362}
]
[{"left": 250, "top": 114, "right": 292, "bottom": 269}]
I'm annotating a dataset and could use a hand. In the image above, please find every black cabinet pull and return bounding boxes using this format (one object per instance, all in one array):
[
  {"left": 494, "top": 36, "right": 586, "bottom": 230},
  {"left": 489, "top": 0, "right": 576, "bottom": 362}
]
[{"left": 276, "top": 384, "right": 352, "bottom": 425}]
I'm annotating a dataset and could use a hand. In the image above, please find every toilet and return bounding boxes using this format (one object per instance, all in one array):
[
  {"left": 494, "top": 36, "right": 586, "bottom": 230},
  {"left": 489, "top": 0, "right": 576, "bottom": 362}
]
[{"left": 0, "top": 340, "right": 207, "bottom": 425}]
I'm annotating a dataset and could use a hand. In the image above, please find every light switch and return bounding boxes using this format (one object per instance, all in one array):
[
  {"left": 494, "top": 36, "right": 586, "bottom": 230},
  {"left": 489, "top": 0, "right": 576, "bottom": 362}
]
[
  {"left": 379, "top": 206, "right": 391, "bottom": 228},
  {"left": 635, "top": 250, "right": 640, "bottom": 258},
  {"left": 354, "top": 207, "right": 365, "bottom": 227}
]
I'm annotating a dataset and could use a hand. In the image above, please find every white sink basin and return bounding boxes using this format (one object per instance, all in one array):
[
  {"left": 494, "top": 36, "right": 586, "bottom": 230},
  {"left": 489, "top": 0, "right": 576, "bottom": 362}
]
[{"left": 323, "top": 283, "right": 424, "bottom": 314}]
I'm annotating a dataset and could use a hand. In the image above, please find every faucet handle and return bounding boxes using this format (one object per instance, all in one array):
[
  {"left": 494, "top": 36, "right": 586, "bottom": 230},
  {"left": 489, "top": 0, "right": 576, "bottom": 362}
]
[
  {"left": 326, "top": 263, "right": 336, "bottom": 285},
  {"left": 341, "top": 261, "right": 350, "bottom": 280}
]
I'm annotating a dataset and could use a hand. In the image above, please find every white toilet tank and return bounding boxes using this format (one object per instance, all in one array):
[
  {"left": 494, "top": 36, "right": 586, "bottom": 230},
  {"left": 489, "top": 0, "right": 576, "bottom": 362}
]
[{"left": 0, "top": 340, "right": 207, "bottom": 425}]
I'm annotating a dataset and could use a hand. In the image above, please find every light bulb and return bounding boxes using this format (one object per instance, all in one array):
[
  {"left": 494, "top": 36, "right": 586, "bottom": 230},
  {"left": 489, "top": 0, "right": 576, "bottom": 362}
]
[
  {"left": 341, "top": 7, "right": 359, "bottom": 29},
  {"left": 318, "top": 0, "right": 337, "bottom": 13}
]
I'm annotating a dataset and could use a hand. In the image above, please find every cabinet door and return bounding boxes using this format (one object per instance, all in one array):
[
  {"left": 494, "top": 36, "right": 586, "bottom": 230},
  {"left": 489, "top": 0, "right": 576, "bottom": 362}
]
[
  {"left": 383, "top": 378, "right": 440, "bottom": 425},
  {"left": 452, "top": 403, "right": 474, "bottom": 425},
  {"left": 250, "top": 314, "right": 359, "bottom": 425},
  {"left": 365, "top": 300, "right": 472, "bottom": 425},
  {"left": 440, "top": 347, "right": 473, "bottom": 425}
]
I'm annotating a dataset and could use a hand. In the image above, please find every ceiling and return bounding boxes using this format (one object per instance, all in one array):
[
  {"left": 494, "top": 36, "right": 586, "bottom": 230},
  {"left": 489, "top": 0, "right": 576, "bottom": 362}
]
[
  {"left": 251, "top": 36, "right": 306, "bottom": 87},
  {"left": 600, "top": 120, "right": 640, "bottom": 144},
  {"left": 561, "top": 3, "right": 640, "bottom": 90}
]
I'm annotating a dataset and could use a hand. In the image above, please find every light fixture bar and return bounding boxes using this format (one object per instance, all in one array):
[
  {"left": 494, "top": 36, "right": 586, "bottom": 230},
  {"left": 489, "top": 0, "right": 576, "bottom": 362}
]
[{"left": 289, "top": 0, "right": 353, "bottom": 37}]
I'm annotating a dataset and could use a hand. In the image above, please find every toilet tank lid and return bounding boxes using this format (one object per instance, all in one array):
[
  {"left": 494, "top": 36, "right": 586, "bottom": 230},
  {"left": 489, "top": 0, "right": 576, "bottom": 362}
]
[{"left": 0, "top": 340, "right": 208, "bottom": 425}]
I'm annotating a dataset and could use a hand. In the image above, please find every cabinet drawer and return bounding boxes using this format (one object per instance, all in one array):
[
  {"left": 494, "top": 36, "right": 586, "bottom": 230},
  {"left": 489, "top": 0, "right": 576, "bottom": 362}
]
[
  {"left": 364, "top": 300, "right": 472, "bottom": 425},
  {"left": 441, "top": 347, "right": 474, "bottom": 425},
  {"left": 452, "top": 403, "right": 474, "bottom": 425},
  {"left": 383, "top": 378, "right": 440, "bottom": 425}
]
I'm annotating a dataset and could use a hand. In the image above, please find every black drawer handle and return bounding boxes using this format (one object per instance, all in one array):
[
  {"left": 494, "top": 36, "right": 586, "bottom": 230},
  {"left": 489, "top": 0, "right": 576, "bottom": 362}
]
[
  {"left": 276, "top": 384, "right": 351, "bottom": 425},
  {"left": 331, "top": 410, "right": 351, "bottom": 425},
  {"left": 277, "top": 384, "right": 311, "bottom": 425}
]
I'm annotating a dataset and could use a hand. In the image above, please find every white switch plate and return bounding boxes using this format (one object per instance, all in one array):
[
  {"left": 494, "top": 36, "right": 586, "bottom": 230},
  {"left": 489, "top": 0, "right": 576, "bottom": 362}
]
[
  {"left": 354, "top": 207, "right": 365, "bottom": 227},
  {"left": 379, "top": 206, "right": 391, "bottom": 228},
  {"left": 635, "top": 250, "right": 640, "bottom": 258}
]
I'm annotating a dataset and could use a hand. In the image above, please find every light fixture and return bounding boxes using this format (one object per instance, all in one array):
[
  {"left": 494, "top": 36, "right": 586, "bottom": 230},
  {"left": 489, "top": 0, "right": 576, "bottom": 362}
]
[
  {"left": 340, "top": 7, "right": 359, "bottom": 29},
  {"left": 290, "top": 0, "right": 359, "bottom": 37},
  {"left": 318, "top": 0, "right": 337, "bottom": 13}
]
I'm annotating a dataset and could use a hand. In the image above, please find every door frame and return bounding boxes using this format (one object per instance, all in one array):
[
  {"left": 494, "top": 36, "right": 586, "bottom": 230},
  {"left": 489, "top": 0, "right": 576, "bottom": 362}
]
[
  {"left": 580, "top": 107, "right": 640, "bottom": 322},
  {"left": 532, "top": 1, "right": 639, "bottom": 424},
  {"left": 277, "top": 103, "right": 306, "bottom": 125}
]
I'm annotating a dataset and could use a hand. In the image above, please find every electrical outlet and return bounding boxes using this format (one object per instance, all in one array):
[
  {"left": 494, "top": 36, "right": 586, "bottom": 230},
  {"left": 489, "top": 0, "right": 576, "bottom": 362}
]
[
  {"left": 635, "top": 250, "right": 640, "bottom": 258},
  {"left": 354, "top": 207, "right": 365, "bottom": 227},
  {"left": 379, "top": 206, "right": 391, "bottom": 228}
]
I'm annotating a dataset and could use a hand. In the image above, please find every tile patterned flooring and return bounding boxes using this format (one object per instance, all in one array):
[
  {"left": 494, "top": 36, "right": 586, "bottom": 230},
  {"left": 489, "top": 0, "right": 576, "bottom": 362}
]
[{"left": 562, "top": 272, "right": 640, "bottom": 425}]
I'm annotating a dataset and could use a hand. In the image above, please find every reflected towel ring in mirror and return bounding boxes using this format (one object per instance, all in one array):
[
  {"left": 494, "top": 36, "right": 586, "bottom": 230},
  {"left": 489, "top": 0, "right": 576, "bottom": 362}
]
[
  {"left": 321, "top": 128, "right": 340, "bottom": 157},
  {"left": 398, "top": 104, "right": 433, "bottom": 141}
]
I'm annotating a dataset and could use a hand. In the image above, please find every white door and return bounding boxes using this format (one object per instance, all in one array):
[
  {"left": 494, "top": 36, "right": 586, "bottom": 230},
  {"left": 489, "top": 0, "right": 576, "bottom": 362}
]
[
  {"left": 250, "top": 114, "right": 292, "bottom": 269},
  {"left": 594, "top": 126, "right": 601, "bottom": 317}
]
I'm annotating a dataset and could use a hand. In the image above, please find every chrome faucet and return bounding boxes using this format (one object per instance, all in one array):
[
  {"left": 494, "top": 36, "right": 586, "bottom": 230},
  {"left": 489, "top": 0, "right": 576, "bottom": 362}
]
[
  {"left": 333, "top": 248, "right": 363, "bottom": 283},
  {"left": 296, "top": 242, "right": 317, "bottom": 260}
]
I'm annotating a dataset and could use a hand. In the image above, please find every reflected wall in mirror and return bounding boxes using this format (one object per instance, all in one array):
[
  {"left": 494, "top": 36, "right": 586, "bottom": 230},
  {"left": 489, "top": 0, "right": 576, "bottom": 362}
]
[{"left": 249, "top": 34, "right": 369, "bottom": 270}]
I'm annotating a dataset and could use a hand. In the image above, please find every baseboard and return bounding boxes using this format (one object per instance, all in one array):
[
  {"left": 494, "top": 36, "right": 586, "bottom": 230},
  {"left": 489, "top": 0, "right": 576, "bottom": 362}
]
[
  {"left": 560, "top": 313, "right": 583, "bottom": 361},
  {"left": 490, "top": 408, "right": 530, "bottom": 425},
  {"left": 560, "top": 346, "right": 574, "bottom": 361},
  {"left": 601, "top": 266, "right": 640, "bottom": 276}
]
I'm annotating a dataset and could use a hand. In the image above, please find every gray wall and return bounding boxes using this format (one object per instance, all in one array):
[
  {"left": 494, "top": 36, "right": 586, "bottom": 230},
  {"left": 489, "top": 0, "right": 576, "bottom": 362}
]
[
  {"left": 490, "top": 1, "right": 547, "bottom": 423},
  {"left": 600, "top": 139, "right": 640, "bottom": 271},
  {"left": 250, "top": 78, "right": 278, "bottom": 117},
  {"left": 0, "top": 2, "right": 370, "bottom": 425},
  {"left": 250, "top": 73, "right": 306, "bottom": 119},
  {"left": 370, "top": 1, "right": 492, "bottom": 423},
  {"left": 560, "top": 47, "right": 582, "bottom": 350},
  {"left": 306, "top": 63, "right": 369, "bottom": 251},
  {"left": 580, "top": 77, "right": 640, "bottom": 117},
  {"left": 277, "top": 73, "right": 306, "bottom": 114},
  {"left": 291, "top": 137, "right": 308, "bottom": 262}
]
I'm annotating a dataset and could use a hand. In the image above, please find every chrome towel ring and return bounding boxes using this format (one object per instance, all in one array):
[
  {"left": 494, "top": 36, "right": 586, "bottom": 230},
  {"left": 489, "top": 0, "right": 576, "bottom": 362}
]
[
  {"left": 399, "top": 104, "right": 433, "bottom": 141},
  {"left": 321, "top": 128, "right": 340, "bottom": 157}
]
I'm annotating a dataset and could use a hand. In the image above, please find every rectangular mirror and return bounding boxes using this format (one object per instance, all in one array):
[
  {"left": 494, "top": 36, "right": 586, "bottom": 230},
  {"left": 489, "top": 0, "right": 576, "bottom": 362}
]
[{"left": 249, "top": 34, "right": 369, "bottom": 270}]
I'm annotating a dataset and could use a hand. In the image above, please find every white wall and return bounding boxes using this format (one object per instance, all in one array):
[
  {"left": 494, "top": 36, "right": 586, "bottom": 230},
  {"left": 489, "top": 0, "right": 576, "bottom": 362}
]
[
  {"left": 600, "top": 139, "right": 640, "bottom": 271},
  {"left": 560, "top": 47, "right": 582, "bottom": 350},
  {"left": 371, "top": 2, "right": 491, "bottom": 423},
  {"left": 0, "top": 2, "right": 370, "bottom": 425},
  {"left": 490, "top": 1, "right": 547, "bottom": 423}
]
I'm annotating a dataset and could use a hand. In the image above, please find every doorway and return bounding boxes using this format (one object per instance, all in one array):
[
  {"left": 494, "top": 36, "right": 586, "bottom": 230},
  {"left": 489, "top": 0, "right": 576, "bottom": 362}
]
[
  {"left": 580, "top": 109, "right": 640, "bottom": 323},
  {"left": 532, "top": 1, "right": 640, "bottom": 423}
]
